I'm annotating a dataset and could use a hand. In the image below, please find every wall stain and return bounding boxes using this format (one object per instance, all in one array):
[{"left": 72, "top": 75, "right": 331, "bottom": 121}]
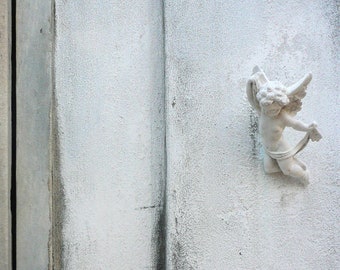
[
  {"left": 51, "top": 3, "right": 65, "bottom": 267},
  {"left": 171, "top": 238, "right": 195, "bottom": 270},
  {"left": 51, "top": 97, "right": 66, "bottom": 270},
  {"left": 154, "top": 204, "right": 167, "bottom": 270},
  {"left": 248, "top": 108, "right": 259, "bottom": 158},
  {"left": 171, "top": 97, "right": 176, "bottom": 108}
]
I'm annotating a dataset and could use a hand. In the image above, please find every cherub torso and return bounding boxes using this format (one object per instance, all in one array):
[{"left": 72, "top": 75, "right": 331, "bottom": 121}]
[{"left": 259, "top": 113, "right": 289, "bottom": 152}]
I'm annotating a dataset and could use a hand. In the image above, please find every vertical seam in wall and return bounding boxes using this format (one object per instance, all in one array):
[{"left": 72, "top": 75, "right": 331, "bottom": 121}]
[{"left": 10, "top": 0, "right": 16, "bottom": 268}]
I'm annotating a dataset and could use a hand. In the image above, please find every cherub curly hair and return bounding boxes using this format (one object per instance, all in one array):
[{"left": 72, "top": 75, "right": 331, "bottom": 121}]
[{"left": 256, "top": 81, "right": 290, "bottom": 108}]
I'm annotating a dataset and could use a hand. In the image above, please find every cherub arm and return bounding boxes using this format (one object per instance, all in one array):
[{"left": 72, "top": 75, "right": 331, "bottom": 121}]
[{"left": 281, "top": 111, "right": 315, "bottom": 132}]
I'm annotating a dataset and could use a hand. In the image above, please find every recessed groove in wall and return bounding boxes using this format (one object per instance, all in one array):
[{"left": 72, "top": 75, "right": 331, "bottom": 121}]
[
  {"left": 10, "top": 0, "right": 17, "bottom": 269},
  {"left": 51, "top": 2, "right": 66, "bottom": 269},
  {"left": 154, "top": 1, "right": 168, "bottom": 269}
]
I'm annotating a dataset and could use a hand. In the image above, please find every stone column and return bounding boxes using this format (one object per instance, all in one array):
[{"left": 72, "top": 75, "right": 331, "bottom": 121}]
[{"left": 16, "top": 0, "right": 53, "bottom": 269}]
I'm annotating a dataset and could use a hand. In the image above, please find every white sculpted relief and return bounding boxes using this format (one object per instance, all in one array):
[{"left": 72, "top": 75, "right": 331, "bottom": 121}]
[{"left": 247, "top": 66, "right": 322, "bottom": 185}]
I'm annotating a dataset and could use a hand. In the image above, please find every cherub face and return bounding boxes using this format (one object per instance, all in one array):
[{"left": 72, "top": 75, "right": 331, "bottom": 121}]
[{"left": 263, "top": 102, "right": 282, "bottom": 117}]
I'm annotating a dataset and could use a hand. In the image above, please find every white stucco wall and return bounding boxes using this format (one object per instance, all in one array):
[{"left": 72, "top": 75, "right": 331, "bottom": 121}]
[
  {"left": 54, "top": 1, "right": 165, "bottom": 269},
  {"left": 165, "top": 0, "right": 339, "bottom": 269},
  {"left": 54, "top": 0, "right": 339, "bottom": 269}
]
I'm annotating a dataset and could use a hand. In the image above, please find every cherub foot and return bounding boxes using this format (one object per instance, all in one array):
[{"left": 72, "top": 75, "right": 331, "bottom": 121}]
[
  {"left": 264, "top": 164, "right": 281, "bottom": 174},
  {"left": 299, "top": 170, "right": 310, "bottom": 186}
]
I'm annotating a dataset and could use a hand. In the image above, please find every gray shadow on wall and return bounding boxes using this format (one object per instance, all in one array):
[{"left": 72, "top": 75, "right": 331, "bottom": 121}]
[
  {"left": 148, "top": 6, "right": 167, "bottom": 268},
  {"left": 51, "top": 90, "right": 66, "bottom": 270}
]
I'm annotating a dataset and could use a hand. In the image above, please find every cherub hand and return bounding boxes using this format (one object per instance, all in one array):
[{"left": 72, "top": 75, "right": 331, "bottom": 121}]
[
  {"left": 308, "top": 121, "right": 318, "bottom": 130},
  {"left": 308, "top": 121, "right": 322, "bottom": 141}
]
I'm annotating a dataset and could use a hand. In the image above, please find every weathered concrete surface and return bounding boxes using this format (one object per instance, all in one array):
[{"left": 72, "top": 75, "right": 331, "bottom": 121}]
[
  {"left": 0, "top": 1, "right": 11, "bottom": 269},
  {"left": 16, "top": 0, "right": 53, "bottom": 269},
  {"left": 54, "top": 1, "right": 165, "bottom": 269},
  {"left": 165, "top": 0, "right": 339, "bottom": 269}
]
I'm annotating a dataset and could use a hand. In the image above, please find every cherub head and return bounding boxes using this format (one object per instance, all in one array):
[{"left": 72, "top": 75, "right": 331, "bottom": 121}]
[
  {"left": 247, "top": 66, "right": 312, "bottom": 117},
  {"left": 256, "top": 81, "right": 290, "bottom": 117}
]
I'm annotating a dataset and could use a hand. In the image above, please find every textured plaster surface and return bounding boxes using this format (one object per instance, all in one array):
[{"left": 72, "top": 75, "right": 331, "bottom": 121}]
[
  {"left": 54, "top": 1, "right": 165, "bottom": 269},
  {"left": 165, "top": 0, "right": 339, "bottom": 269},
  {"left": 16, "top": 0, "right": 53, "bottom": 269},
  {"left": 0, "top": 0, "right": 11, "bottom": 269}
]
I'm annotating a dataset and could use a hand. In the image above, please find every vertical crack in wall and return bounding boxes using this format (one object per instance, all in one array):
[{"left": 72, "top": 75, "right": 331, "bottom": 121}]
[{"left": 10, "top": 0, "right": 17, "bottom": 268}]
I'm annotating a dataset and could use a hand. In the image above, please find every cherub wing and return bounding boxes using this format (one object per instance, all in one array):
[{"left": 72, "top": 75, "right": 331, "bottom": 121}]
[
  {"left": 246, "top": 66, "right": 269, "bottom": 113},
  {"left": 285, "top": 73, "right": 312, "bottom": 114}
]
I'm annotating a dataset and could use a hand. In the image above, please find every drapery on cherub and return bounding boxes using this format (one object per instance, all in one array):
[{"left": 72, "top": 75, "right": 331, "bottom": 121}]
[{"left": 246, "top": 66, "right": 322, "bottom": 184}]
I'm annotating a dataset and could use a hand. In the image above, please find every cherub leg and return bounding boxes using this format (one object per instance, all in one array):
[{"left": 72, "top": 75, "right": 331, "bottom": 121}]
[
  {"left": 294, "top": 157, "right": 307, "bottom": 171},
  {"left": 263, "top": 152, "right": 281, "bottom": 173},
  {"left": 278, "top": 157, "right": 309, "bottom": 185}
]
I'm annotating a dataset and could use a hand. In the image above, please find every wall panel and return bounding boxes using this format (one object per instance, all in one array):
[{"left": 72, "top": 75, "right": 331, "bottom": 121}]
[
  {"left": 54, "top": 1, "right": 166, "bottom": 269},
  {"left": 164, "top": 1, "right": 339, "bottom": 269}
]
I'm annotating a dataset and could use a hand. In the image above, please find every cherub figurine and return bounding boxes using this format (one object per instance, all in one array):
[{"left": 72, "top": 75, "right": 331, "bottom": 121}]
[{"left": 246, "top": 66, "right": 322, "bottom": 184}]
